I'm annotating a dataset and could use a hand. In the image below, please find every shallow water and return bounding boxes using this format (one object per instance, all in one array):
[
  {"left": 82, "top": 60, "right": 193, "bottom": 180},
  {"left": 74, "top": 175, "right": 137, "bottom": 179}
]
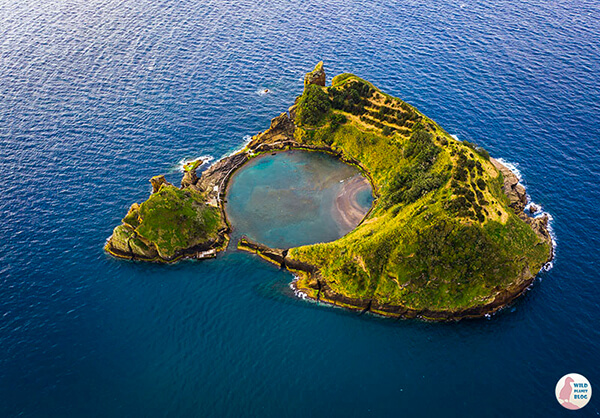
[
  {"left": 0, "top": 0, "right": 599, "bottom": 416},
  {"left": 226, "top": 151, "right": 373, "bottom": 248}
]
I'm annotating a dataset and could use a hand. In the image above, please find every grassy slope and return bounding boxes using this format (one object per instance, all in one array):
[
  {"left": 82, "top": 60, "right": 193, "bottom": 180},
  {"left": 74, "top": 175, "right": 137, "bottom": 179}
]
[
  {"left": 289, "top": 74, "right": 551, "bottom": 312},
  {"left": 119, "top": 185, "right": 223, "bottom": 259}
]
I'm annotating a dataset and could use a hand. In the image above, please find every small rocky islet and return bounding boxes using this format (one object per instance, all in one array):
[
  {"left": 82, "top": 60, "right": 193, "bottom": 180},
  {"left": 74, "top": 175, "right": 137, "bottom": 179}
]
[{"left": 106, "top": 62, "right": 553, "bottom": 320}]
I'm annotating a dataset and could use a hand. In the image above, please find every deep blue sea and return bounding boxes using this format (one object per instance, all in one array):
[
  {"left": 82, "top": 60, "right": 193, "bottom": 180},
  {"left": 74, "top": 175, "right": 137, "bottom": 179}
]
[{"left": 0, "top": 0, "right": 599, "bottom": 416}]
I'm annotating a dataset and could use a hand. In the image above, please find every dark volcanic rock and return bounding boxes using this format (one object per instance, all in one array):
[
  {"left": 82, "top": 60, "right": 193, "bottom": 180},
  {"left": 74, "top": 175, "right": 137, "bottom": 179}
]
[
  {"left": 248, "top": 112, "right": 296, "bottom": 151},
  {"left": 491, "top": 158, "right": 552, "bottom": 249},
  {"left": 526, "top": 214, "right": 552, "bottom": 246},
  {"left": 238, "top": 237, "right": 287, "bottom": 267},
  {"left": 197, "top": 152, "right": 249, "bottom": 203}
]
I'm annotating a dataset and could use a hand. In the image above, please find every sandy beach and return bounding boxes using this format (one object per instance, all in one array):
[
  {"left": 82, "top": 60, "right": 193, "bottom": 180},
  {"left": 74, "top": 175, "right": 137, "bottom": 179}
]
[{"left": 334, "top": 174, "right": 372, "bottom": 230}]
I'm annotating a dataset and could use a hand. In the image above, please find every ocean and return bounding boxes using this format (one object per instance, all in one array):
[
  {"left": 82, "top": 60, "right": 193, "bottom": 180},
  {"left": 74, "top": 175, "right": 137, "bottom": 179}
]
[{"left": 0, "top": 0, "right": 598, "bottom": 416}]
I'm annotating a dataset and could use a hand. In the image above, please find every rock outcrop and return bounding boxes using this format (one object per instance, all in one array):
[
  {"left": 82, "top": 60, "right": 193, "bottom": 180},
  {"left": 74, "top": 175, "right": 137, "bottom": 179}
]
[
  {"left": 247, "top": 112, "right": 297, "bottom": 151},
  {"left": 106, "top": 176, "right": 227, "bottom": 262},
  {"left": 150, "top": 175, "right": 171, "bottom": 194},
  {"left": 181, "top": 167, "right": 199, "bottom": 189},
  {"left": 491, "top": 158, "right": 552, "bottom": 248},
  {"left": 304, "top": 61, "right": 326, "bottom": 87},
  {"left": 490, "top": 158, "right": 527, "bottom": 212},
  {"left": 523, "top": 213, "right": 553, "bottom": 247}
]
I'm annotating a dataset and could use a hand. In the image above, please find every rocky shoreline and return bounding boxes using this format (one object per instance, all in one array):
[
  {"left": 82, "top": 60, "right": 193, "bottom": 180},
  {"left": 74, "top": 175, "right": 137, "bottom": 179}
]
[
  {"left": 106, "top": 62, "right": 554, "bottom": 321},
  {"left": 237, "top": 155, "right": 554, "bottom": 321},
  {"left": 105, "top": 106, "right": 378, "bottom": 262}
]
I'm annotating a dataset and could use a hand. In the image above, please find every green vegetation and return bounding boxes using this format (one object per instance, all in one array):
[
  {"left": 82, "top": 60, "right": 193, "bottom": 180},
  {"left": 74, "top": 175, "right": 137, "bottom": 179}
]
[
  {"left": 183, "top": 159, "right": 202, "bottom": 172},
  {"left": 107, "top": 65, "right": 552, "bottom": 317},
  {"left": 287, "top": 72, "right": 552, "bottom": 313},
  {"left": 295, "top": 84, "right": 331, "bottom": 126},
  {"left": 108, "top": 184, "right": 224, "bottom": 260}
]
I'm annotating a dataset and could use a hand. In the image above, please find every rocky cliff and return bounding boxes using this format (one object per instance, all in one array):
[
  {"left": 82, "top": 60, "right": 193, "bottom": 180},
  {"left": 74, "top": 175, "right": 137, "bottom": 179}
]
[
  {"left": 105, "top": 162, "right": 228, "bottom": 262},
  {"left": 238, "top": 63, "right": 554, "bottom": 320},
  {"left": 106, "top": 62, "right": 553, "bottom": 321}
]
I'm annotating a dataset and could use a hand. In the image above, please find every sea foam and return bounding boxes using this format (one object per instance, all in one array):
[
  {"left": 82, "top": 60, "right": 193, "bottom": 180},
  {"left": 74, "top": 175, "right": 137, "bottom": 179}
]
[
  {"left": 173, "top": 155, "right": 214, "bottom": 173},
  {"left": 223, "top": 135, "right": 253, "bottom": 159},
  {"left": 495, "top": 157, "right": 556, "bottom": 272}
]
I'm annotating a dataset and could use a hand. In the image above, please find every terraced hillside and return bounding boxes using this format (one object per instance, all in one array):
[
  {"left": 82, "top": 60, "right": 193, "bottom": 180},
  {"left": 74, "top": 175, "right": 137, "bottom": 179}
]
[{"left": 275, "top": 64, "right": 553, "bottom": 319}]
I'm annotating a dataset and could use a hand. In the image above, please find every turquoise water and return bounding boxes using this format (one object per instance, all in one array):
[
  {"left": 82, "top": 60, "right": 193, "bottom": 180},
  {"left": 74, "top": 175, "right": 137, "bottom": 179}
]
[
  {"left": 356, "top": 188, "right": 374, "bottom": 209},
  {"left": 0, "top": 0, "right": 599, "bottom": 416},
  {"left": 226, "top": 151, "right": 373, "bottom": 248}
]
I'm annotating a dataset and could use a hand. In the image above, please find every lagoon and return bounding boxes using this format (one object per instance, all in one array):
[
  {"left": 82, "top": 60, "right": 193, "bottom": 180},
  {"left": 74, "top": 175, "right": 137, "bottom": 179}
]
[{"left": 225, "top": 151, "right": 373, "bottom": 248}]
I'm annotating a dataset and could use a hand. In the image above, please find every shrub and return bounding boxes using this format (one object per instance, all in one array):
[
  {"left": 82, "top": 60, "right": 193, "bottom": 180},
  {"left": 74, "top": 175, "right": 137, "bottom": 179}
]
[
  {"left": 462, "top": 140, "right": 490, "bottom": 160},
  {"left": 330, "top": 80, "right": 373, "bottom": 115},
  {"left": 404, "top": 129, "right": 440, "bottom": 171},
  {"left": 476, "top": 178, "right": 486, "bottom": 190},
  {"left": 296, "top": 84, "right": 331, "bottom": 126},
  {"left": 330, "top": 113, "right": 347, "bottom": 130},
  {"left": 385, "top": 169, "right": 447, "bottom": 207}
]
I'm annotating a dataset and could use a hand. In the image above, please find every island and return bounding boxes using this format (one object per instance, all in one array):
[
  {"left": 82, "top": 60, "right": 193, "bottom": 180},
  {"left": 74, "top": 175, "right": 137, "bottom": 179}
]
[{"left": 106, "top": 62, "right": 553, "bottom": 320}]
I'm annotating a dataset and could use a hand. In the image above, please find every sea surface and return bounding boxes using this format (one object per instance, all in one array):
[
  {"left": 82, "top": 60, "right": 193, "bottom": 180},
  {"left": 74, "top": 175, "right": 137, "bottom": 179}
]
[
  {"left": 0, "top": 0, "right": 599, "bottom": 416},
  {"left": 226, "top": 151, "right": 372, "bottom": 248}
]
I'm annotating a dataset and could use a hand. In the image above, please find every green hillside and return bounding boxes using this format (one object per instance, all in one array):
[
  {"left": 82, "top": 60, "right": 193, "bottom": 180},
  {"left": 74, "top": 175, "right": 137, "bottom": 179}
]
[{"left": 286, "top": 67, "right": 551, "bottom": 316}]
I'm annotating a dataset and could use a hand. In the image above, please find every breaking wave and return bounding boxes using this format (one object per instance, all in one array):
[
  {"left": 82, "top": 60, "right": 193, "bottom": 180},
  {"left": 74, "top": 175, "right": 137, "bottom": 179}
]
[
  {"left": 171, "top": 155, "right": 214, "bottom": 173},
  {"left": 496, "top": 157, "right": 556, "bottom": 272}
]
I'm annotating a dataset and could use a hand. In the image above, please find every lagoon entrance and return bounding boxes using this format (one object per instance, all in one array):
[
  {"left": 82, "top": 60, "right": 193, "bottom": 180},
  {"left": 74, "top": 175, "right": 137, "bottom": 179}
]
[{"left": 225, "top": 151, "right": 373, "bottom": 248}]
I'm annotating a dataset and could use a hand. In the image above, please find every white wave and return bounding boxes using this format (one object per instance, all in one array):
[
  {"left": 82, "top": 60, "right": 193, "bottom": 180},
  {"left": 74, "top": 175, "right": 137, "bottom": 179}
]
[
  {"left": 450, "top": 134, "right": 459, "bottom": 141},
  {"left": 173, "top": 155, "right": 214, "bottom": 173},
  {"left": 495, "top": 157, "right": 523, "bottom": 181},
  {"left": 223, "top": 135, "right": 253, "bottom": 158},
  {"left": 542, "top": 210, "right": 557, "bottom": 271},
  {"left": 289, "top": 278, "right": 308, "bottom": 300},
  {"left": 542, "top": 261, "right": 554, "bottom": 272},
  {"left": 256, "top": 88, "right": 272, "bottom": 96}
]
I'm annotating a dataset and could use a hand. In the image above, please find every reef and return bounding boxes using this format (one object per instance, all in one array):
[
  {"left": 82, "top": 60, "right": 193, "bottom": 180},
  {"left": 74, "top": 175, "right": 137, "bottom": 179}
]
[{"left": 106, "top": 62, "right": 553, "bottom": 320}]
